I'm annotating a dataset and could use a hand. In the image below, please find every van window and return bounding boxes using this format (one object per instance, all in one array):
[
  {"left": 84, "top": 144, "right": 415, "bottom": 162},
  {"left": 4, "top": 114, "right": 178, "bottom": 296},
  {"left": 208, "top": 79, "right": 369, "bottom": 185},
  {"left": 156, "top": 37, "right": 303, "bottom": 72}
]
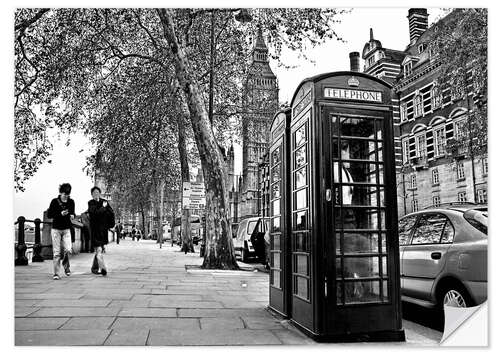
[
  {"left": 411, "top": 213, "right": 449, "bottom": 245},
  {"left": 398, "top": 215, "right": 418, "bottom": 246},
  {"left": 247, "top": 221, "right": 258, "bottom": 235}
]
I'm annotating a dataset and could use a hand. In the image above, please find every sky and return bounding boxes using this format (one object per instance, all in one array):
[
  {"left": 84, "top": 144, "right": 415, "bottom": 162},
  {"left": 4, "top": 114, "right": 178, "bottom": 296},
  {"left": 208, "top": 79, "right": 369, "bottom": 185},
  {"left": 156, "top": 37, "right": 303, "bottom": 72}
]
[{"left": 4, "top": 7, "right": 463, "bottom": 220}]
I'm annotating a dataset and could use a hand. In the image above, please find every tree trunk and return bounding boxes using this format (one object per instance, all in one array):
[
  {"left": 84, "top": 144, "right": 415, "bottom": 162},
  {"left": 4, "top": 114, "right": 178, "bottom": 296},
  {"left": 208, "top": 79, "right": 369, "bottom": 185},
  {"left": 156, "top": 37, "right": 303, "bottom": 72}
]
[
  {"left": 178, "top": 117, "right": 193, "bottom": 253},
  {"left": 158, "top": 9, "right": 238, "bottom": 269},
  {"left": 139, "top": 204, "right": 147, "bottom": 237}
]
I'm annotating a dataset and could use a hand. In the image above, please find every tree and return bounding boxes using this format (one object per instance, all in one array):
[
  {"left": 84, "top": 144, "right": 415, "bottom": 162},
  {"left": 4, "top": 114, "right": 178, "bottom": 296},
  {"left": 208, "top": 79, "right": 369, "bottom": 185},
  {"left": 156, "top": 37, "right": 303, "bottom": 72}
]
[
  {"left": 428, "top": 8, "right": 487, "bottom": 157},
  {"left": 156, "top": 8, "right": 346, "bottom": 269}
]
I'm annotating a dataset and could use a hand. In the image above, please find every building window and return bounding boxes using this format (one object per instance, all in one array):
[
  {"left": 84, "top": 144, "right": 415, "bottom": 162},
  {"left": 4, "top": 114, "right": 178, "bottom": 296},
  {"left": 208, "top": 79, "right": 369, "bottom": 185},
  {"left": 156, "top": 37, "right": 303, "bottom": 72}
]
[
  {"left": 416, "top": 133, "right": 427, "bottom": 159},
  {"left": 410, "top": 174, "right": 417, "bottom": 189},
  {"left": 404, "top": 62, "right": 413, "bottom": 77},
  {"left": 414, "top": 94, "right": 423, "bottom": 118},
  {"left": 455, "top": 118, "right": 467, "bottom": 140},
  {"left": 431, "top": 86, "right": 442, "bottom": 109},
  {"left": 451, "top": 85, "right": 465, "bottom": 101},
  {"left": 412, "top": 199, "right": 419, "bottom": 212},
  {"left": 418, "top": 43, "right": 427, "bottom": 54},
  {"left": 456, "top": 161, "right": 465, "bottom": 181},
  {"left": 477, "top": 189, "right": 487, "bottom": 203},
  {"left": 434, "top": 126, "right": 446, "bottom": 157},
  {"left": 402, "top": 138, "right": 410, "bottom": 164},
  {"left": 401, "top": 102, "right": 408, "bottom": 122},
  {"left": 432, "top": 168, "right": 439, "bottom": 185},
  {"left": 368, "top": 56, "right": 375, "bottom": 66},
  {"left": 457, "top": 191, "right": 467, "bottom": 202},
  {"left": 433, "top": 195, "right": 441, "bottom": 207},
  {"left": 482, "top": 157, "right": 488, "bottom": 175}
]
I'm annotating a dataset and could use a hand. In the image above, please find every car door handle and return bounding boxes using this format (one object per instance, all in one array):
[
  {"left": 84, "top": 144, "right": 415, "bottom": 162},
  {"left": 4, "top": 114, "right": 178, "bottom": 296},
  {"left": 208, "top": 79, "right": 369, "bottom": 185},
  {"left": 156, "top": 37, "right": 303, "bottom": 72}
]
[{"left": 431, "top": 252, "right": 442, "bottom": 260}]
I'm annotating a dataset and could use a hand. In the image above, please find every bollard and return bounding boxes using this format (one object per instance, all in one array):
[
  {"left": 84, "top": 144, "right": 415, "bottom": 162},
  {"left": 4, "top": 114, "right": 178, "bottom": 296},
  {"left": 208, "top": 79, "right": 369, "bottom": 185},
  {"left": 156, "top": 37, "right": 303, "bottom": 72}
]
[
  {"left": 15, "top": 216, "right": 29, "bottom": 266},
  {"left": 32, "top": 218, "right": 44, "bottom": 262}
]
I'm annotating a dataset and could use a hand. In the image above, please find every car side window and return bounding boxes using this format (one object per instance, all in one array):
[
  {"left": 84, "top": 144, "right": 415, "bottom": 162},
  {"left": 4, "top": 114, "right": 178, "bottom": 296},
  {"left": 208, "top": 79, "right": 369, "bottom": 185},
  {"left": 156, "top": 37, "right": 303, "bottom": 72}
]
[
  {"left": 398, "top": 215, "right": 418, "bottom": 246},
  {"left": 411, "top": 213, "right": 448, "bottom": 245},
  {"left": 440, "top": 221, "right": 455, "bottom": 243}
]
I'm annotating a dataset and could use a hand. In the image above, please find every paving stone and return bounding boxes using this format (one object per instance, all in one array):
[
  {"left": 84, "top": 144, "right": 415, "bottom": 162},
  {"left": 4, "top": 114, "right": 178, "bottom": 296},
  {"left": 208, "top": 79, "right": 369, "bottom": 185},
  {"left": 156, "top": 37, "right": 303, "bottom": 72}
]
[
  {"left": 118, "top": 308, "right": 177, "bottom": 317},
  {"left": 30, "top": 307, "right": 121, "bottom": 317},
  {"left": 271, "top": 329, "right": 316, "bottom": 344},
  {"left": 81, "top": 293, "right": 133, "bottom": 300},
  {"left": 59, "top": 317, "right": 115, "bottom": 330},
  {"left": 34, "top": 299, "right": 111, "bottom": 307},
  {"left": 104, "top": 329, "right": 149, "bottom": 345},
  {"left": 15, "top": 317, "right": 69, "bottom": 330},
  {"left": 15, "top": 300, "right": 39, "bottom": 307},
  {"left": 15, "top": 329, "right": 111, "bottom": 346},
  {"left": 147, "top": 328, "right": 282, "bottom": 345},
  {"left": 16, "top": 293, "right": 84, "bottom": 300},
  {"left": 107, "top": 300, "right": 151, "bottom": 308},
  {"left": 132, "top": 294, "right": 203, "bottom": 301},
  {"left": 241, "top": 316, "right": 284, "bottom": 329},
  {"left": 110, "top": 317, "right": 200, "bottom": 330},
  {"left": 200, "top": 317, "right": 245, "bottom": 330},
  {"left": 148, "top": 299, "right": 222, "bottom": 309},
  {"left": 15, "top": 307, "right": 40, "bottom": 317},
  {"left": 178, "top": 308, "right": 271, "bottom": 318}
]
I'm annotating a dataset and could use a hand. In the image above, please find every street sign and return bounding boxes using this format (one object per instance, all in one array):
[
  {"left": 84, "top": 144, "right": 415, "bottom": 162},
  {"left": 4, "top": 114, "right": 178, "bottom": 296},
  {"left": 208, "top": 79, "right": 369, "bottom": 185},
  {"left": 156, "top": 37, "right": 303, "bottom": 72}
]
[{"left": 182, "top": 182, "right": 206, "bottom": 210}]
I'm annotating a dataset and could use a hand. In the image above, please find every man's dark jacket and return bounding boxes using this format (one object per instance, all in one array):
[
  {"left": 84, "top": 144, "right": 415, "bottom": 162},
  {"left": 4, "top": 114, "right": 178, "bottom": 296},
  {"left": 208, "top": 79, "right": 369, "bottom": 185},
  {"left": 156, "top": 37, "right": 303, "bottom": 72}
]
[
  {"left": 47, "top": 196, "right": 75, "bottom": 230},
  {"left": 88, "top": 199, "right": 115, "bottom": 247}
]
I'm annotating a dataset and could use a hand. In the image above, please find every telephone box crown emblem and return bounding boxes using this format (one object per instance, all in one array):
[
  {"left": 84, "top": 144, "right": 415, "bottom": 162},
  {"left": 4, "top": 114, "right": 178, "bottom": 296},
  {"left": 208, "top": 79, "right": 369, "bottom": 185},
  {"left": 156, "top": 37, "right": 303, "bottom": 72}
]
[{"left": 348, "top": 76, "right": 360, "bottom": 87}]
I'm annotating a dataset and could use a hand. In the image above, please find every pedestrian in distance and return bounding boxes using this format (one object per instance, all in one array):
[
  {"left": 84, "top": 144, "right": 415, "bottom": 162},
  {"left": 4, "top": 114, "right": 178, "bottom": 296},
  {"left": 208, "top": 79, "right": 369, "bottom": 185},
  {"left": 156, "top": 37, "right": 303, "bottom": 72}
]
[
  {"left": 88, "top": 186, "right": 115, "bottom": 276},
  {"left": 47, "top": 183, "right": 75, "bottom": 280},
  {"left": 116, "top": 220, "right": 123, "bottom": 245}
]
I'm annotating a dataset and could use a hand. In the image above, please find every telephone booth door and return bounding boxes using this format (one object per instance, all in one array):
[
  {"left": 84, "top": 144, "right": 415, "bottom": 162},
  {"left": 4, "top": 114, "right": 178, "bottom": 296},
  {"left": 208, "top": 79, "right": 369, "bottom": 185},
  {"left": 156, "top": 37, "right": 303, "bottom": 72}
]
[{"left": 322, "top": 106, "right": 402, "bottom": 336}]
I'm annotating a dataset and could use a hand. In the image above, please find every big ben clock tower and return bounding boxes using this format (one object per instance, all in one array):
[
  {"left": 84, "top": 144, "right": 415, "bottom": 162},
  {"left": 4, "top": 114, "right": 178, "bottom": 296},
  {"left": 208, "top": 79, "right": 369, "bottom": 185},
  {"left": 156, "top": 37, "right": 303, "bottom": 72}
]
[{"left": 241, "top": 28, "right": 279, "bottom": 219}]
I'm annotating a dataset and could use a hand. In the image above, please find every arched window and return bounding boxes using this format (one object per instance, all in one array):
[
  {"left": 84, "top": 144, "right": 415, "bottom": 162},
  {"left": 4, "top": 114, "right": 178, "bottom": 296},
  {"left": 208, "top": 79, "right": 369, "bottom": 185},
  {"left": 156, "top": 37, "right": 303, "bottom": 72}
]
[{"left": 413, "top": 93, "right": 423, "bottom": 117}]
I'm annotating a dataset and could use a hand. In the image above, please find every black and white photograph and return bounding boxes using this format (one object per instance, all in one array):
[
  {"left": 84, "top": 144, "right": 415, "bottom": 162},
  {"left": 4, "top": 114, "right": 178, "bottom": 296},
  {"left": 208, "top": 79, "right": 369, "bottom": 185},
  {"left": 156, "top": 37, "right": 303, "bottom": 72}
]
[{"left": 4, "top": 0, "right": 492, "bottom": 349}]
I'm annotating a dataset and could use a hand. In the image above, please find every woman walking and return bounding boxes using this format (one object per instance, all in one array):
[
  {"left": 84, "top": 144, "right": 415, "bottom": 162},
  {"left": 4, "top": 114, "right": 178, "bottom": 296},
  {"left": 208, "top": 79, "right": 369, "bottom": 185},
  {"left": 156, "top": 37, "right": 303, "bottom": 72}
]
[{"left": 88, "top": 186, "right": 115, "bottom": 276}]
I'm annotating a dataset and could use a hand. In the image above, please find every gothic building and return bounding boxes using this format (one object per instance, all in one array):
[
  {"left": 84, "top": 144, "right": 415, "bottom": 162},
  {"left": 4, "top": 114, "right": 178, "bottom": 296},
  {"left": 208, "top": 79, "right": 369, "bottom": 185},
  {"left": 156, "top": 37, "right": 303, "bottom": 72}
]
[
  {"left": 359, "top": 8, "right": 488, "bottom": 216},
  {"left": 239, "top": 28, "right": 279, "bottom": 219}
]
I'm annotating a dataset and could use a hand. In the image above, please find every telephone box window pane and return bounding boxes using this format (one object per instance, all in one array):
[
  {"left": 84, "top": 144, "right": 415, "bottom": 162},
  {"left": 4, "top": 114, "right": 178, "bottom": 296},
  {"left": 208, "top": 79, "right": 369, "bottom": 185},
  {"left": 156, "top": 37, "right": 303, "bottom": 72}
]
[
  {"left": 294, "top": 232, "right": 309, "bottom": 252},
  {"left": 273, "top": 271, "right": 281, "bottom": 289},
  {"left": 341, "top": 117, "right": 376, "bottom": 139},
  {"left": 295, "top": 276, "right": 309, "bottom": 300},
  {"left": 295, "top": 188, "right": 307, "bottom": 210},
  {"left": 295, "top": 167, "right": 307, "bottom": 188},
  {"left": 381, "top": 233, "right": 387, "bottom": 253},
  {"left": 336, "top": 233, "right": 341, "bottom": 254},
  {"left": 273, "top": 252, "right": 281, "bottom": 269},
  {"left": 272, "top": 216, "right": 280, "bottom": 232},
  {"left": 272, "top": 183, "right": 280, "bottom": 199},
  {"left": 295, "top": 254, "right": 309, "bottom": 276},
  {"left": 344, "top": 281, "right": 381, "bottom": 304},
  {"left": 294, "top": 210, "right": 308, "bottom": 230},
  {"left": 382, "top": 256, "right": 387, "bottom": 277},
  {"left": 340, "top": 140, "right": 378, "bottom": 161},
  {"left": 271, "top": 147, "right": 281, "bottom": 166},
  {"left": 295, "top": 145, "right": 307, "bottom": 168},
  {"left": 271, "top": 164, "right": 281, "bottom": 183},
  {"left": 342, "top": 256, "right": 380, "bottom": 279},
  {"left": 375, "top": 120, "right": 384, "bottom": 140},
  {"left": 379, "top": 188, "right": 385, "bottom": 206},
  {"left": 272, "top": 200, "right": 281, "bottom": 216},
  {"left": 294, "top": 125, "right": 307, "bottom": 148},
  {"left": 334, "top": 162, "right": 380, "bottom": 185},
  {"left": 343, "top": 232, "right": 380, "bottom": 254},
  {"left": 332, "top": 139, "right": 339, "bottom": 159},
  {"left": 336, "top": 257, "right": 343, "bottom": 279},
  {"left": 272, "top": 234, "right": 281, "bottom": 250},
  {"left": 336, "top": 185, "right": 380, "bottom": 207},
  {"left": 342, "top": 208, "right": 381, "bottom": 230},
  {"left": 382, "top": 281, "right": 389, "bottom": 301},
  {"left": 337, "top": 283, "right": 343, "bottom": 305},
  {"left": 332, "top": 116, "right": 339, "bottom": 137},
  {"left": 380, "top": 211, "right": 386, "bottom": 230}
]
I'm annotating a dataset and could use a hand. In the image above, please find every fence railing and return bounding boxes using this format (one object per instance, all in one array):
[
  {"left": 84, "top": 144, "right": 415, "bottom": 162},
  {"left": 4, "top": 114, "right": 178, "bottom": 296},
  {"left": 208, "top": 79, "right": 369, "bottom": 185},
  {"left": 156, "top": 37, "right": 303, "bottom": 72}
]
[{"left": 14, "top": 216, "right": 44, "bottom": 266}]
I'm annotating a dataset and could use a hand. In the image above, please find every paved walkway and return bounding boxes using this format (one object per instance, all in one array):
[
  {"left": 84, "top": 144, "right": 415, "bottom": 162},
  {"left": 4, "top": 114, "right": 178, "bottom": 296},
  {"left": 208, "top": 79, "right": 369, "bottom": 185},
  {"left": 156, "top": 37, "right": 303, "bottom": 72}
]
[{"left": 15, "top": 239, "right": 441, "bottom": 346}]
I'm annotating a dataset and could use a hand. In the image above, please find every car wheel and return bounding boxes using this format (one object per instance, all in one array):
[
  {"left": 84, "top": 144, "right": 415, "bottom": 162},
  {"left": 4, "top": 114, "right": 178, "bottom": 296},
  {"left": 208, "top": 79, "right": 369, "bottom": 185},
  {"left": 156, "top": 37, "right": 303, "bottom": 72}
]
[{"left": 441, "top": 285, "right": 472, "bottom": 308}]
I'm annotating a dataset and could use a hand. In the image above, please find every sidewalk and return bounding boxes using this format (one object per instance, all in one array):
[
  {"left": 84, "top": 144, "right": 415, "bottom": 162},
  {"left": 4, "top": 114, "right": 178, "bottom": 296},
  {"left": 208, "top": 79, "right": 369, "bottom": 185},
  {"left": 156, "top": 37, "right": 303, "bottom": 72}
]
[{"left": 15, "top": 239, "right": 441, "bottom": 346}]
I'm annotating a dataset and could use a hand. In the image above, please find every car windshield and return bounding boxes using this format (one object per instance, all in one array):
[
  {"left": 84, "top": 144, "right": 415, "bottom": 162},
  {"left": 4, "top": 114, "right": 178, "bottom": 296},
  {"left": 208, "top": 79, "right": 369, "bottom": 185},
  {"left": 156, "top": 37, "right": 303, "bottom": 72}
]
[{"left": 464, "top": 209, "right": 488, "bottom": 235}]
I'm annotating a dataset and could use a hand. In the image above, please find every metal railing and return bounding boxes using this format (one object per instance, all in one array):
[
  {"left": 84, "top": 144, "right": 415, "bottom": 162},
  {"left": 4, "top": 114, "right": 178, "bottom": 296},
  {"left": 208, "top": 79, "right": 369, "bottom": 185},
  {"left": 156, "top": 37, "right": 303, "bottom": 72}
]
[{"left": 14, "top": 216, "right": 45, "bottom": 266}]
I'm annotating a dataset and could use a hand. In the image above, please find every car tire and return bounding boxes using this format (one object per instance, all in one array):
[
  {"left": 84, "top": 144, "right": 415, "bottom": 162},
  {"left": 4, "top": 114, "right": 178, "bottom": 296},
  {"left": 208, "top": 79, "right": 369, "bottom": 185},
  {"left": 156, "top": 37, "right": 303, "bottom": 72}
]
[{"left": 241, "top": 247, "right": 249, "bottom": 263}]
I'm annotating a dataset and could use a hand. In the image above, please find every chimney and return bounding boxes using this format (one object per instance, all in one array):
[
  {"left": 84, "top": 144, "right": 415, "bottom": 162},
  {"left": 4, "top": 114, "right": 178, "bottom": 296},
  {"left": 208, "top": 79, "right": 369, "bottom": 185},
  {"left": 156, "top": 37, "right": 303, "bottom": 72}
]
[
  {"left": 349, "top": 52, "right": 360, "bottom": 72},
  {"left": 407, "top": 8, "right": 429, "bottom": 44}
]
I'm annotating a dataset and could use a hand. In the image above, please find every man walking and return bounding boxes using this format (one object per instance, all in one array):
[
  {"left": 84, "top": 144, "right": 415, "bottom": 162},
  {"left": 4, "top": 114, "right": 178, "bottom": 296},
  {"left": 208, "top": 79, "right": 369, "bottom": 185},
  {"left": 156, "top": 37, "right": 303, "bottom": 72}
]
[
  {"left": 47, "top": 183, "right": 75, "bottom": 280},
  {"left": 116, "top": 220, "right": 123, "bottom": 245},
  {"left": 88, "top": 186, "right": 114, "bottom": 276}
]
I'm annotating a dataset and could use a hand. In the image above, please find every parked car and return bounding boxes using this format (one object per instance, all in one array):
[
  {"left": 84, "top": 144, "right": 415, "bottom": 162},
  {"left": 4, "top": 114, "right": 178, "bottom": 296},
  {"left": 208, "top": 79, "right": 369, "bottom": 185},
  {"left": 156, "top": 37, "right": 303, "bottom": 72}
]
[
  {"left": 234, "top": 217, "right": 269, "bottom": 263},
  {"left": 171, "top": 215, "right": 202, "bottom": 245},
  {"left": 398, "top": 203, "right": 487, "bottom": 312}
]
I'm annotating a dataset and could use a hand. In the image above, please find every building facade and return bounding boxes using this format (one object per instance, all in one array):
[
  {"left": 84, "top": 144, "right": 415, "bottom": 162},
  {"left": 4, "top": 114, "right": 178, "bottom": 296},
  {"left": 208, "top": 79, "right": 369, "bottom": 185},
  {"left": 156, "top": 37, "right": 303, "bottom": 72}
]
[
  {"left": 239, "top": 28, "right": 279, "bottom": 219},
  {"left": 360, "top": 8, "right": 488, "bottom": 217}
]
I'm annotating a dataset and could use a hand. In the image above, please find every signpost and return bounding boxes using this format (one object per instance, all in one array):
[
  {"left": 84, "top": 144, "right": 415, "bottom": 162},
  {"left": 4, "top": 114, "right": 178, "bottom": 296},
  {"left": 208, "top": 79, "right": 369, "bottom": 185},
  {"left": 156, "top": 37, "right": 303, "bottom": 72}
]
[{"left": 182, "top": 182, "right": 206, "bottom": 210}]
